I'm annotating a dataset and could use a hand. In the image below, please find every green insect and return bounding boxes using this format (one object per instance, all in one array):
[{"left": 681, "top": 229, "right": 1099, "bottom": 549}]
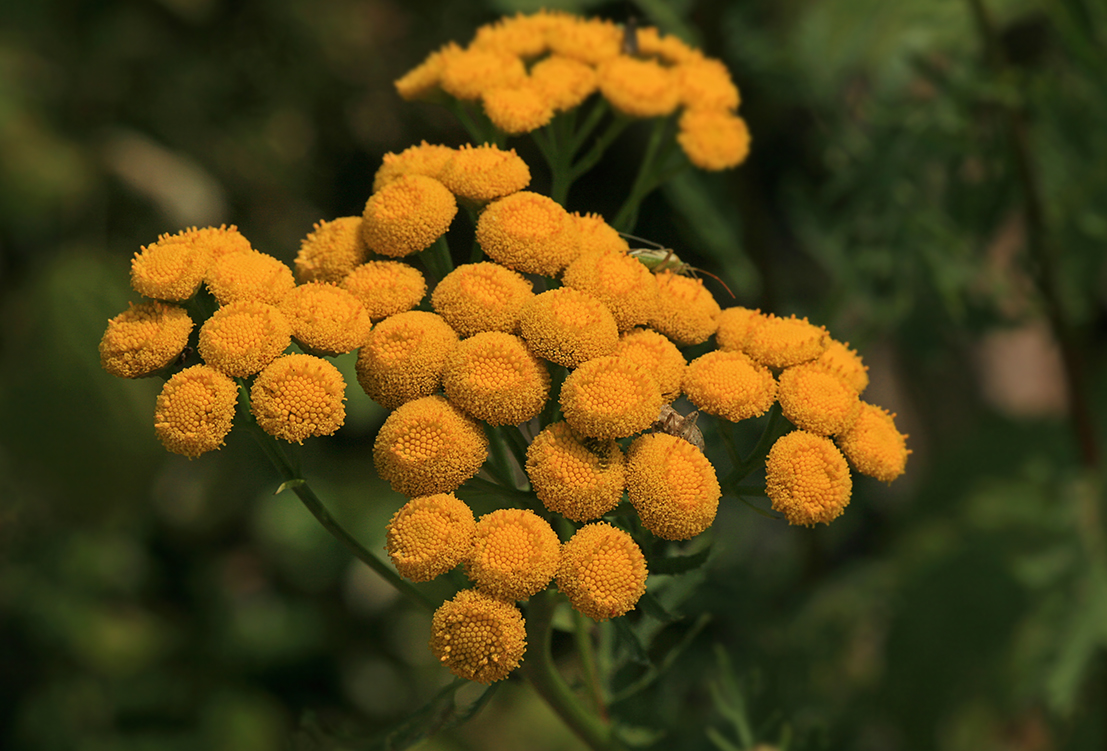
[{"left": 622, "top": 233, "right": 736, "bottom": 299}]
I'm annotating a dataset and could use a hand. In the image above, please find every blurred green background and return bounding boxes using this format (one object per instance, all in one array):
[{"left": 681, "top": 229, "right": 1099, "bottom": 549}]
[{"left": 2, "top": 0, "right": 1106, "bottom": 749}]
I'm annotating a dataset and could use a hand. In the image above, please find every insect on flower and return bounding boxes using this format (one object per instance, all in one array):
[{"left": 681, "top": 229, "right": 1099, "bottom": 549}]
[
  {"left": 623, "top": 233, "right": 736, "bottom": 299},
  {"left": 651, "top": 403, "right": 706, "bottom": 453}
]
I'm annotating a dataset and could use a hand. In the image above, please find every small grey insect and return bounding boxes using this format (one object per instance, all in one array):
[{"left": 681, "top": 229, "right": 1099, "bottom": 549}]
[
  {"left": 622, "top": 16, "right": 639, "bottom": 56},
  {"left": 651, "top": 404, "right": 706, "bottom": 453}
]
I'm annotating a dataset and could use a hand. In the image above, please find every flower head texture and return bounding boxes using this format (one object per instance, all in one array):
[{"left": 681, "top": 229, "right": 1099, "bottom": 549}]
[
  {"left": 355, "top": 311, "right": 458, "bottom": 410},
  {"left": 744, "top": 314, "right": 829, "bottom": 369},
  {"left": 683, "top": 350, "right": 777, "bottom": 422},
  {"left": 341, "top": 261, "right": 427, "bottom": 322},
  {"left": 472, "top": 13, "right": 550, "bottom": 58},
  {"left": 546, "top": 14, "right": 622, "bottom": 65},
  {"left": 518, "top": 287, "right": 619, "bottom": 368},
  {"left": 626, "top": 433, "right": 721, "bottom": 540},
  {"left": 131, "top": 228, "right": 236, "bottom": 301},
  {"left": 530, "top": 55, "right": 598, "bottom": 112},
  {"left": 476, "top": 191, "right": 580, "bottom": 276},
  {"left": 294, "top": 217, "right": 371, "bottom": 284},
  {"left": 373, "top": 142, "right": 456, "bottom": 193},
  {"left": 198, "top": 301, "right": 292, "bottom": 377},
  {"left": 635, "top": 26, "right": 697, "bottom": 64},
  {"left": 651, "top": 272, "right": 722, "bottom": 346},
  {"left": 439, "top": 45, "right": 527, "bottom": 100},
  {"left": 279, "top": 282, "right": 373, "bottom": 356},
  {"left": 572, "top": 212, "right": 629, "bottom": 256},
  {"left": 395, "top": 44, "right": 451, "bottom": 101},
  {"left": 442, "top": 332, "right": 550, "bottom": 426},
  {"left": 361, "top": 174, "right": 457, "bottom": 258},
  {"left": 431, "top": 261, "right": 534, "bottom": 338},
  {"left": 467, "top": 508, "right": 560, "bottom": 601},
  {"left": 430, "top": 589, "right": 526, "bottom": 684},
  {"left": 613, "top": 329, "right": 686, "bottom": 402},
  {"left": 597, "top": 56, "right": 680, "bottom": 118},
  {"left": 100, "top": 301, "right": 193, "bottom": 378},
  {"left": 250, "top": 354, "right": 346, "bottom": 444},
  {"left": 836, "top": 403, "right": 910, "bottom": 483},
  {"left": 714, "top": 306, "right": 764, "bottom": 352},
  {"left": 385, "top": 493, "right": 477, "bottom": 582},
  {"left": 525, "top": 421, "right": 625, "bottom": 522},
  {"left": 557, "top": 523, "right": 647, "bottom": 621},
  {"left": 205, "top": 249, "right": 296, "bottom": 306},
  {"left": 437, "top": 144, "right": 531, "bottom": 202},
  {"left": 154, "top": 364, "right": 238, "bottom": 457},
  {"left": 373, "top": 395, "right": 489, "bottom": 497},
  {"left": 675, "top": 58, "right": 741, "bottom": 111},
  {"left": 677, "top": 110, "right": 751, "bottom": 171},
  {"left": 778, "top": 362, "right": 862, "bottom": 436},
  {"left": 482, "top": 83, "right": 554, "bottom": 134},
  {"left": 560, "top": 355, "right": 663, "bottom": 439},
  {"left": 814, "top": 339, "right": 870, "bottom": 395},
  {"left": 562, "top": 250, "right": 659, "bottom": 331},
  {"left": 765, "top": 430, "right": 852, "bottom": 526}
]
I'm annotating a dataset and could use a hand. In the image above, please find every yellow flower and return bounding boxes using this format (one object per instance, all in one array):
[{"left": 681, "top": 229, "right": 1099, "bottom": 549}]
[
  {"left": 250, "top": 354, "right": 346, "bottom": 444},
  {"left": 778, "top": 362, "right": 862, "bottom": 436},
  {"left": 613, "top": 328, "right": 686, "bottom": 402},
  {"left": 373, "top": 395, "right": 488, "bottom": 497},
  {"left": 341, "top": 261, "right": 426, "bottom": 322},
  {"left": 439, "top": 45, "right": 527, "bottom": 101},
  {"left": 100, "top": 301, "right": 193, "bottom": 378},
  {"left": 572, "top": 212, "right": 629, "bottom": 256},
  {"left": 482, "top": 82, "right": 555, "bottom": 135},
  {"left": 372, "top": 142, "right": 456, "bottom": 193},
  {"left": 206, "top": 249, "right": 296, "bottom": 306},
  {"left": 530, "top": 55, "right": 598, "bottom": 112},
  {"left": 675, "top": 58, "right": 740, "bottom": 111},
  {"left": 651, "top": 272, "right": 722, "bottom": 345},
  {"left": 442, "top": 332, "right": 550, "bottom": 426},
  {"left": 430, "top": 589, "right": 526, "bottom": 684},
  {"left": 744, "top": 313, "right": 829, "bottom": 369},
  {"left": 525, "top": 421, "right": 625, "bottom": 522},
  {"left": 813, "top": 339, "right": 870, "bottom": 395},
  {"left": 557, "top": 522, "right": 647, "bottom": 621},
  {"left": 279, "top": 282, "right": 373, "bottom": 356},
  {"left": 154, "top": 364, "right": 238, "bottom": 457},
  {"left": 560, "top": 355, "right": 662, "bottom": 439},
  {"left": 635, "top": 26, "right": 698, "bottom": 64},
  {"left": 626, "top": 433, "right": 720, "bottom": 540},
  {"left": 836, "top": 403, "right": 910, "bottom": 483},
  {"left": 131, "top": 227, "right": 242, "bottom": 301},
  {"left": 476, "top": 191, "right": 581, "bottom": 276},
  {"left": 546, "top": 14, "right": 622, "bottom": 65},
  {"left": 395, "top": 44, "right": 452, "bottom": 101},
  {"left": 597, "top": 56, "right": 681, "bottom": 118},
  {"left": 562, "top": 250, "right": 659, "bottom": 331},
  {"left": 361, "top": 174, "right": 457, "bottom": 257},
  {"left": 467, "top": 508, "right": 560, "bottom": 601},
  {"left": 355, "top": 311, "right": 458, "bottom": 410},
  {"left": 714, "top": 306, "right": 763, "bottom": 352},
  {"left": 765, "top": 430, "right": 852, "bottom": 526},
  {"left": 197, "top": 301, "right": 291, "bottom": 378},
  {"left": 293, "top": 217, "right": 371, "bottom": 284},
  {"left": 677, "top": 110, "right": 751, "bottom": 171},
  {"left": 683, "top": 350, "right": 776, "bottom": 422},
  {"left": 430, "top": 261, "right": 534, "bottom": 338},
  {"left": 385, "top": 493, "right": 476, "bottom": 582},
  {"left": 518, "top": 288, "right": 619, "bottom": 368},
  {"left": 437, "top": 144, "right": 531, "bottom": 202},
  {"left": 472, "top": 12, "right": 551, "bottom": 58}
]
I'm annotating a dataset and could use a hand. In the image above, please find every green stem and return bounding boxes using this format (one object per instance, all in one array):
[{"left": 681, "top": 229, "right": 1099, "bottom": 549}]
[
  {"left": 422, "top": 234, "right": 454, "bottom": 282},
  {"left": 725, "top": 403, "right": 787, "bottom": 486},
  {"left": 612, "top": 117, "right": 676, "bottom": 232},
  {"left": 486, "top": 425, "right": 518, "bottom": 489},
  {"left": 570, "top": 99, "right": 609, "bottom": 157},
  {"left": 572, "top": 607, "right": 608, "bottom": 719},
  {"left": 570, "top": 114, "right": 633, "bottom": 182}
]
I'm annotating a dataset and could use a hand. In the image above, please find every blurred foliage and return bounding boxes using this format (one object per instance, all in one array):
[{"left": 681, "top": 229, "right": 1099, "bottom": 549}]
[{"left": 2, "top": 0, "right": 1106, "bottom": 750}]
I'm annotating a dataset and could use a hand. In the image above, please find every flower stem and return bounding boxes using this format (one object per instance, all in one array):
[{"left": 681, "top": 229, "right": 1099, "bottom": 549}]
[
  {"left": 422, "top": 234, "right": 454, "bottom": 282},
  {"left": 612, "top": 117, "right": 678, "bottom": 232},
  {"left": 725, "top": 403, "right": 786, "bottom": 487}
]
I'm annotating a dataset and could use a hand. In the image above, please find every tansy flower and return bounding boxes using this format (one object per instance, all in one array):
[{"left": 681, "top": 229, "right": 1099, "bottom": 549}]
[
  {"left": 437, "top": 144, "right": 531, "bottom": 202},
  {"left": 373, "top": 395, "right": 488, "bottom": 497},
  {"left": 355, "top": 311, "right": 458, "bottom": 410},
  {"left": 372, "top": 142, "right": 456, "bottom": 193},
  {"left": 635, "top": 26, "right": 698, "bottom": 64},
  {"left": 778, "top": 362, "right": 862, "bottom": 436},
  {"left": 431, "top": 261, "right": 534, "bottom": 337},
  {"left": 651, "top": 272, "right": 722, "bottom": 345},
  {"left": 472, "top": 13, "right": 550, "bottom": 58},
  {"left": 557, "top": 523, "right": 647, "bottom": 621},
  {"left": 683, "top": 350, "right": 776, "bottom": 422},
  {"left": 626, "top": 433, "right": 721, "bottom": 540},
  {"left": 430, "top": 589, "right": 526, "bottom": 684},
  {"left": 525, "top": 422, "right": 624, "bottom": 522},
  {"left": 572, "top": 212, "right": 629, "bottom": 256},
  {"left": 482, "top": 83, "right": 555, "bottom": 135},
  {"left": 294, "top": 217, "right": 371, "bottom": 284},
  {"left": 765, "top": 430, "right": 852, "bottom": 526},
  {"left": 439, "top": 45, "right": 527, "bottom": 101},
  {"left": 250, "top": 354, "right": 346, "bottom": 444},
  {"left": 442, "top": 332, "right": 550, "bottom": 426},
  {"left": 675, "top": 58, "right": 741, "bottom": 111},
  {"left": 597, "top": 56, "right": 681, "bottom": 118},
  {"left": 519, "top": 288, "right": 619, "bottom": 368},
  {"left": 546, "top": 14, "right": 622, "bottom": 65},
  {"left": 206, "top": 249, "right": 296, "bottom": 306},
  {"left": 814, "top": 339, "right": 870, "bottom": 395},
  {"left": 361, "top": 174, "right": 457, "bottom": 258},
  {"left": 341, "top": 261, "right": 426, "bottom": 322},
  {"left": 466, "top": 508, "right": 560, "bottom": 601},
  {"left": 476, "top": 191, "right": 581, "bottom": 276},
  {"left": 560, "top": 355, "right": 663, "bottom": 439},
  {"left": 836, "top": 403, "right": 909, "bottom": 483},
  {"left": 744, "top": 314, "right": 829, "bottom": 369},
  {"left": 613, "top": 328, "right": 686, "bottom": 402},
  {"left": 715, "top": 306, "right": 763, "bottom": 352},
  {"left": 197, "top": 301, "right": 291, "bottom": 378},
  {"left": 677, "top": 110, "right": 751, "bottom": 171},
  {"left": 562, "top": 250, "right": 659, "bottom": 331},
  {"left": 279, "top": 282, "right": 373, "bottom": 355},
  {"left": 100, "top": 301, "right": 193, "bottom": 378},
  {"left": 131, "top": 234, "right": 211, "bottom": 301},
  {"left": 154, "top": 364, "right": 238, "bottom": 457},
  {"left": 385, "top": 493, "right": 476, "bottom": 582},
  {"left": 530, "top": 55, "right": 598, "bottom": 112},
  {"left": 395, "top": 43, "right": 452, "bottom": 101}
]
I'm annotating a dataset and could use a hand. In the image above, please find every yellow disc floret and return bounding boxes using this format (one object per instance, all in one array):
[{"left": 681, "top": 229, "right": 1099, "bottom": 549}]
[
  {"left": 131, "top": 231, "right": 216, "bottom": 301},
  {"left": 613, "top": 329, "right": 686, "bottom": 402},
  {"left": 626, "top": 433, "right": 721, "bottom": 540},
  {"left": 778, "top": 362, "right": 862, "bottom": 436},
  {"left": 395, "top": 44, "right": 451, "bottom": 101},
  {"left": 518, "top": 288, "right": 619, "bottom": 368},
  {"left": 442, "top": 332, "right": 550, "bottom": 426},
  {"left": 560, "top": 355, "right": 663, "bottom": 439},
  {"left": 154, "top": 364, "right": 238, "bottom": 457},
  {"left": 635, "top": 26, "right": 698, "bottom": 64},
  {"left": 373, "top": 142, "right": 456, "bottom": 193},
  {"left": 530, "top": 55, "right": 598, "bottom": 112},
  {"left": 467, "top": 508, "right": 560, "bottom": 601},
  {"left": 675, "top": 58, "right": 741, "bottom": 111},
  {"left": 597, "top": 56, "right": 680, "bottom": 118},
  {"left": 525, "top": 422, "right": 625, "bottom": 522},
  {"left": 430, "top": 589, "right": 526, "bottom": 684},
  {"left": 683, "top": 350, "right": 776, "bottom": 422},
  {"left": 100, "top": 301, "right": 193, "bottom": 378},
  {"left": 813, "top": 339, "right": 870, "bottom": 394},
  {"left": 651, "top": 272, "right": 722, "bottom": 345},
  {"left": 472, "top": 13, "right": 550, "bottom": 58},
  {"left": 431, "top": 262, "right": 534, "bottom": 338},
  {"left": 482, "top": 83, "right": 554, "bottom": 135},
  {"left": 476, "top": 191, "right": 581, "bottom": 276},
  {"left": 294, "top": 217, "right": 371, "bottom": 284},
  {"left": 205, "top": 249, "right": 296, "bottom": 306},
  {"left": 715, "top": 306, "right": 764, "bottom": 352},
  {"left": 562, "top": 250, "right": 659, "bottom": 331},
  {"left": 341, "top": 261, "right": 427, "bottom": 322},
  {"left": 361, "top": 174, "right": 457, "bottom": 258},
  {"left": 765, "top": 430, "right": 852, "bottom": 526},
  {"left": 385, "top": 493, "right": 477, "bottom": 582},
  {"left": 355, "top": 311, "right": 458, "bottom": 410},
  {"left": 557, "top": 523, "right": 647, "bottom": 621},
  {"left": 437, "top": 144, "right": 531, "bottom": 202},
  {"left": 677, "top": 109, "right": 751, "bottom": 172},
  {"left": 279, "top": 282, "right": 373, "bottom": 355},
  {"left": 250, "top": 354, "right": 347, "bottom": 444},
  {"left": 744, "top": 314, "right": 829, "bottom": 369},
  {"left": 439, "top": 45, "right": 527, "bottom": 101},
  {"left": 546, "top": 14, "right": 622, "bottom": 65},
  {"left": 836, "top": 402, "right": 910, "bottom": 483},
  {"left": 198, "top": 301, "right": 291, "bottom": 377},
  {"left": 572, "top": 212, "right": 629, "bottom": 256}
]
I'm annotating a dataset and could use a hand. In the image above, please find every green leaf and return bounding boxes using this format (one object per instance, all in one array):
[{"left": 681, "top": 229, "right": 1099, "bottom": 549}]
[
  {"left": 638, "top": 590, "right": 680, "bottom": 623},
  {"left": 612, "top": 616, "right": 651, "bottom": 666},
  {"left": 274, "top": 478, "right": 304, "bottom": 495},
  {"left": 649, "top": 545, "right": 712, "bottom": 575},
  {"left": 380, "top": 679, "right": 499, "bottom": 751}
]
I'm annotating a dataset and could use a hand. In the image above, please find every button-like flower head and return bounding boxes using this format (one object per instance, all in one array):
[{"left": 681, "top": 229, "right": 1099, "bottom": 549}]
[
  {"left": 626, "top": 433, "right": 720, "bottom": 540},
  {"left": 361, "top": 174, "right": 457, "bottom": 258},
  {"left": 386, "top": 493, "right": 476, "bottom": 582},
  {"left": 683, "top": 350, "right": 776, "bottom": 422},
  {"left": 557, "top": 522, "right": 647, "bottom": 621},
  {"left": 476, "top": 191, "right": 580, "bottom": 276},
  {"left": 431, "top": 261, "right": 534, "bottom": 338},
  {"left": 154, "top": 364, "right": 238, "bottom": 457},
  {"left": 519, "top": 287, "right": 618, "bottom": 368},
  {"left": 206, "top": 249, "right": 295, "bottom": 307},
  {"left": 836, "top": 403, "right": 909, "bottom": 483},
  {"left": 250, "top": 354, "right": 347, "bottom": 444},
  {"left": 525, "top": 422, "right": 625, "bottom": 521},
  {"left": 100, "top": 301, "right": 193, "bottom": 378},
  {"left": 467, "top": 508, "right": 561, "bottom": 601},
  {"left": 341, "top": 261, "right": 427, "bottom": 322},
  {"left": 430, "top": 589, "right": 526, "bottom": 684},
  {"left": 294, "top": 217, "right": 371, "bottom": 284},
  {"left": 560, "top": 355, "right": 663, "bottom": 439},
  {"left": 279, "top": 282, "right": 373, "bottom": 355},
  {"left": 198, "top": 300, "right": 291, "bottom": 377},
  {"left": 765, "top": 430, "right": 852, "bottom": 526},
  {"left": 442, "top": 332, "right": 550, "bottom": 426}
]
